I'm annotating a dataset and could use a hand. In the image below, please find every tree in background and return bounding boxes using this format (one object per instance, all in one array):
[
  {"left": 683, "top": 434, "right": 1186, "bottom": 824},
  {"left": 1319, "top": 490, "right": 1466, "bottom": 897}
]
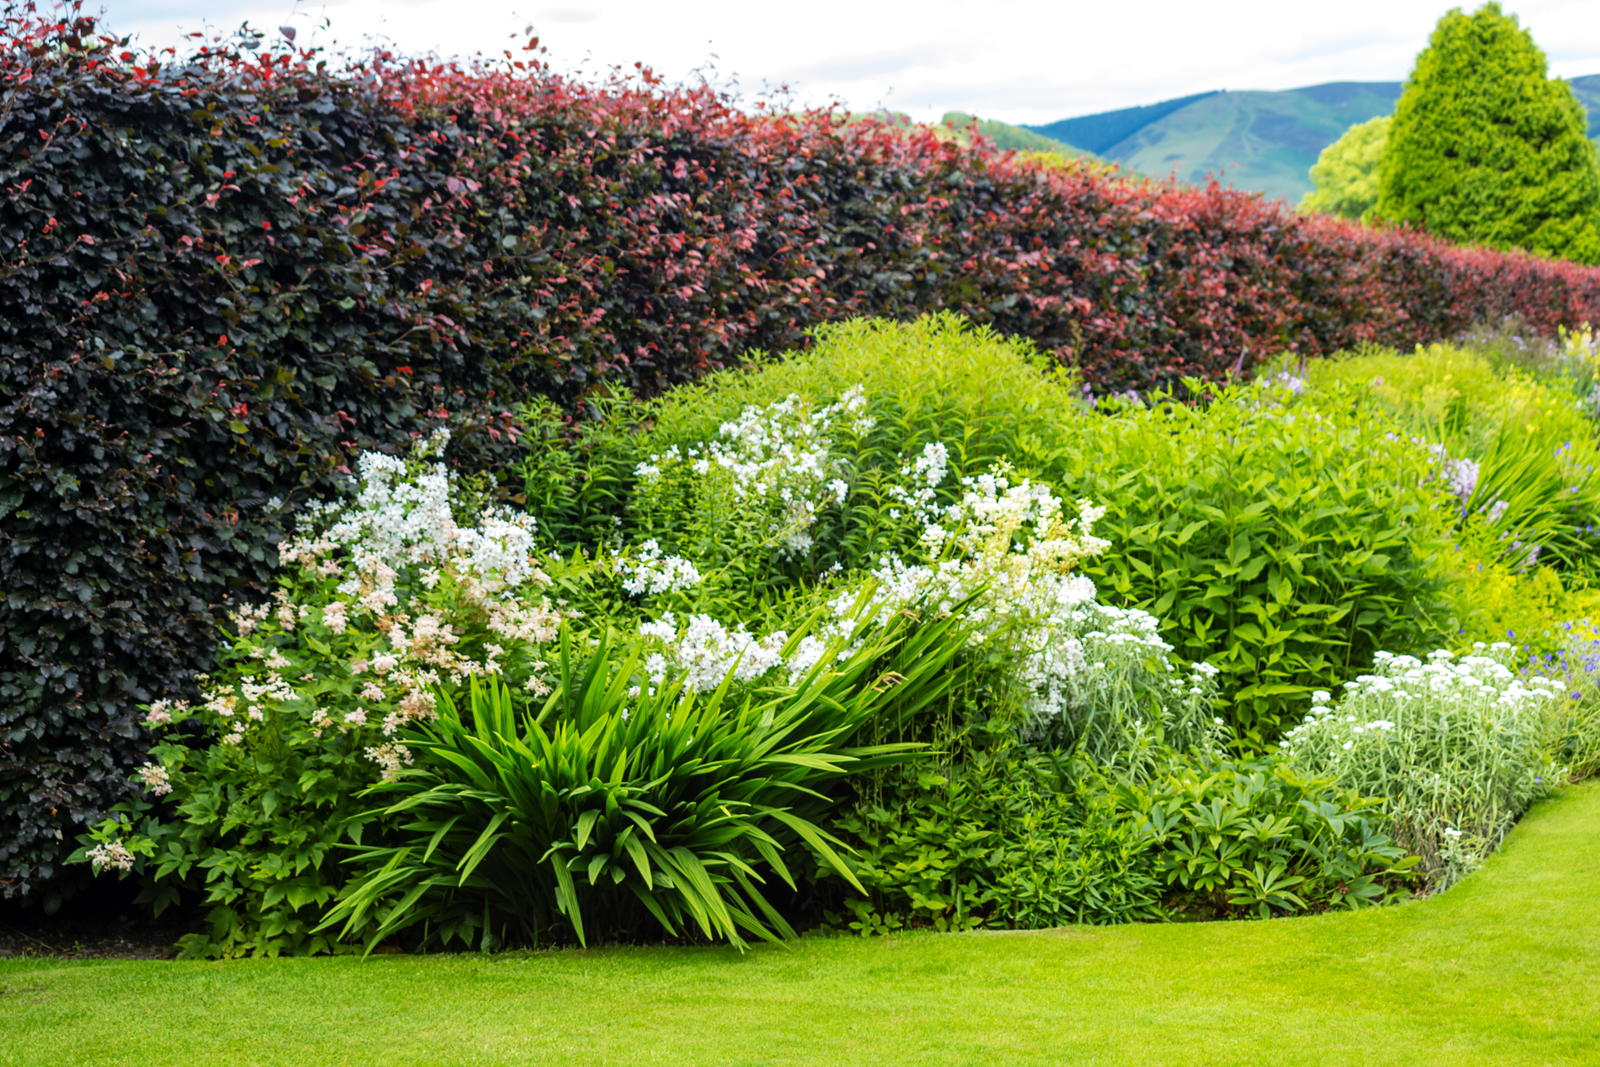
[
  {"left": 1376, "top": 2, "right": 1600, "bottom": 264},
  {"left": 1301, "top": 116, "right": 1389, "bottom": 221}
]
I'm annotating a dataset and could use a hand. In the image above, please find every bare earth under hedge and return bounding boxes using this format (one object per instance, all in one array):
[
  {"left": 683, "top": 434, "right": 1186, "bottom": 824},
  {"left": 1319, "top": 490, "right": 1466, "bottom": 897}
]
[{"left": 1, "top": 785, "right": 1597, "bottom": 1065}]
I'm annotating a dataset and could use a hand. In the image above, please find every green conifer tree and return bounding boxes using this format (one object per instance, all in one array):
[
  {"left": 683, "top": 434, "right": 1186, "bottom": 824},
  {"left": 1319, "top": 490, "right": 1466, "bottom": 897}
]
[
  {"left": 1301, "top": 116, "right": 1389, "bottom": 221},
  {"left": 1376, "top": 2, "right": 1600, "bottom": 263}
]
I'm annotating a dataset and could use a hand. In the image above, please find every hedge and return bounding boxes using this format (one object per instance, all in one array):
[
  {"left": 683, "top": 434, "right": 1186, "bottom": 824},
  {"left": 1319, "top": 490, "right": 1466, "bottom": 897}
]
[{"left": 5, "top": 12, "right": 1600, "bottom": 904}]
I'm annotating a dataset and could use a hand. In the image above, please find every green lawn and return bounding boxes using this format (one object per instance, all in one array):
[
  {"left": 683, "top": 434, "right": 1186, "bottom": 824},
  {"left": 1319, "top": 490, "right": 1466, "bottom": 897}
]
[{"left": 3, "top": 785, "right": 1598, "bottom": 1066}]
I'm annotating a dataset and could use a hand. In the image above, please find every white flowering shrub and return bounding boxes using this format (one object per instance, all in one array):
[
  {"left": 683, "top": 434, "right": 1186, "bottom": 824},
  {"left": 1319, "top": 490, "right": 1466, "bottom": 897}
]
[
  {"left": 631, "top": 387, "right": 871, "bottom": 573},
  {"left": 822, "top": 464, "right": 1223, "bottom": 764},
  {"left": 76, "top": 323, "right": 1284, "bottom": 955},
  {"left": 1282, "top": 643, "right": 1564, "bottom": 886},
  {"left": 615, "top": 539, "right": 702, "bottom": 597},
  {"left": 75, "top": 434, "right": 579, "bottom": 957},
  {"left": 630, "top": 455, "right": 1222, "bottom": 769}
]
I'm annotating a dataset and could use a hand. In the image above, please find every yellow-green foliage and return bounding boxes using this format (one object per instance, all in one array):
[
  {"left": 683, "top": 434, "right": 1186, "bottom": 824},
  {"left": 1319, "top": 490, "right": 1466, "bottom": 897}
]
[
  {"left": 1305, "top": 340, "right": 1600, "bottom": 648},
  {"left": 1300, "top": 115, "right": 1389, "bottom": 222},
  {"left": 640, "top": 313, "right": 1081, "bottom": 466},
  {"left": 1444, "top": 550, "right": 1577, "bottom": 652},
  {"left": 1305, "top": 342, "right": 1600, "bottom": 577},
  {"left": 1307, "top": 342, "right": 1589, "bottom": 449},
  {"left": 1018, "top": 150, "right": 1130, "bottom": 182}
]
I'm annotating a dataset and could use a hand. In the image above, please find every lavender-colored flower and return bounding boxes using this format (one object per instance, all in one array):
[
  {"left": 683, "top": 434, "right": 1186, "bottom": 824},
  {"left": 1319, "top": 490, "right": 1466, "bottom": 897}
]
[{"left": 1444, "top": 457, "right": 1479, "bottom": 504}]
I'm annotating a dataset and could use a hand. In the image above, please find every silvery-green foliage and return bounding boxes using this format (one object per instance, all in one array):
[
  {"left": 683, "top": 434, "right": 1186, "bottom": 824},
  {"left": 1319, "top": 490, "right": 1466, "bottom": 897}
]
[{"left": 1282, "top": 643, "right": 1563, "bottom": 886}]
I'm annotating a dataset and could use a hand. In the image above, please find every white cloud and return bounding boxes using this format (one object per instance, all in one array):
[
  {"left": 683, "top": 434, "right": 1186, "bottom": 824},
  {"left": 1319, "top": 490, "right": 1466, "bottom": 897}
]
[{"left": 94, "top": 0, "right": 1600, "bottom": 123}]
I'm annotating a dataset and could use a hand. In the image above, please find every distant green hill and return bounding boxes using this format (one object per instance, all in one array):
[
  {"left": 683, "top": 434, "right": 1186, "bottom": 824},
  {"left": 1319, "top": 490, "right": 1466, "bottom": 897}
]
[
  {"left": 830, "top": 109, "right": 1101, "bottom": 163},
  {"left": 1027, "top": 77, "right": 1600, "bottom": 202},
  {"left": 939, "top": 111, "right": 1092, "bottom": 156},
  {"left": 1570, "top": 74, "right": 1600, "bottom": 132},
  {"left": 1030, "top": 91, "right": 1223, "bottom": 155}
]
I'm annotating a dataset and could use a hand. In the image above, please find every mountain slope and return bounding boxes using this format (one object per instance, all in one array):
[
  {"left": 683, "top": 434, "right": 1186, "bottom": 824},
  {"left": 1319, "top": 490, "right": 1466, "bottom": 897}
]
[
  {"left": 1570, "top": 74, "right": 1600, "bottom": 133},
  {"left": 1030, "top": 91, "right": 1223, "bottom": 155},
  {"left": 939, "top": 111, "right": 1092, "bottom": 156},
  {"left": 1028, "top": 77, "right": 1599, "bottom": 202}
]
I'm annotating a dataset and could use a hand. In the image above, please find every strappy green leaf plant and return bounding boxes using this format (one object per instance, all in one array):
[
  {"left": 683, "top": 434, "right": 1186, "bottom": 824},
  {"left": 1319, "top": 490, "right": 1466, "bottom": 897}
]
[{"left": 324, "top": 605, "right": 972, "bottom": 952}]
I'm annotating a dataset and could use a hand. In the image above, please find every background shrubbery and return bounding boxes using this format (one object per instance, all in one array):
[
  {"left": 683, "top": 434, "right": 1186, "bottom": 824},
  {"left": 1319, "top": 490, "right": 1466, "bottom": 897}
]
[{"left": 11, "top": 9, "right": 1600, "bottom": 903}]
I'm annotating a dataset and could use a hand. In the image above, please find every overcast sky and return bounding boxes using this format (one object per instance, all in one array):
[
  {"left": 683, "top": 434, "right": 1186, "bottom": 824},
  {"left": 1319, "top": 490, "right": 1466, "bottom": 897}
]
[{"left": 93, "top": 0, "right": 1600, "bottom": 124}]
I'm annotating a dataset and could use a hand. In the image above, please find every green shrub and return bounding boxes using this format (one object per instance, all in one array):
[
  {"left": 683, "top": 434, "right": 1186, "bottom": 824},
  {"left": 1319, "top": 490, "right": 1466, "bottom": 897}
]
[
  {"left": 634, "top": 314, "right": 1079, "bottom": 464},
  {"left": 1305, "top": 343, "right": 1600, "bottom": 578},
  {"left": 1441, "top": 551, "right": 1582, "bottom": 654},
  {"left": 521, "top": 314, "right": 1085, "bottom": 593},
  {"left": 1038, "top": 383, "right": 1457, "bottom": 745},
  {"left": 1376, "top": 2, "right": 1600, "bottom": 263},
  {"left": 837, "top": 753, "right": 1164, "bottom": 933},
  {"left": 1300, "top": 115, "right": 1388, "bottom": 222},
  {"left": 1111, "top": 757, "right": 1416, "bottom": 918},
  {"left": 839, "top": 750, "right": 1412, "bottom": 932},
  {"left": 1282, "top": 644, "right": 1563, "bottom": 887}
]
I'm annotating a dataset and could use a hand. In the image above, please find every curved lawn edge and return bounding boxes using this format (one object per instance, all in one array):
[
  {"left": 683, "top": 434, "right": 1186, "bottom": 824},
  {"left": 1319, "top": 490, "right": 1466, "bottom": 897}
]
[{"left": 2, "top": 784, "right": 1597, "bottom": 1066}]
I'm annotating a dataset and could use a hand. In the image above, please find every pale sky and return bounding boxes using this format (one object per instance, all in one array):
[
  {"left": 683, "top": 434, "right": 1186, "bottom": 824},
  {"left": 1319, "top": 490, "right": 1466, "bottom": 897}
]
[{"left": 92, "top": 0, "right": 1600, "bottom": 124}]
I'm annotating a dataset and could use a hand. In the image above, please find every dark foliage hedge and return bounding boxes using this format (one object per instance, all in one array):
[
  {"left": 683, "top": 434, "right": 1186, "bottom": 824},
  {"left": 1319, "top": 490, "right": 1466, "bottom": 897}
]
[{"left": 6, "top": 12, "right": 1600, "bottom": 903}]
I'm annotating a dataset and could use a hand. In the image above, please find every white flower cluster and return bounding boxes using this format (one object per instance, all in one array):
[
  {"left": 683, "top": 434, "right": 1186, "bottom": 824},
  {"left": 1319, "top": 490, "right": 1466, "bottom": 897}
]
[
  {"left": 639, "top": 612, "right": 790, "bottom": 692},
  {"left": 833, "top": 471, "right": 1213, "bottom": 746},
  {"left": 87, "top": 840, "right": 134, "bottom": 874},
  {"left": 617, "top": 539, "right": 703, "bottom": 597},
  {"left": 635, "top": 455, "right": 1219, "bottom": 755},
  {"left": 634, "top": 387, "right": 873, "bottom": 556},
  {"left": 281, "top": 430, "right": 543, "bottom": 604},
  {"left": 135, "top": 762, "right": 172, "bottom": 797},
  {"left": 938, "top": 466, "right": 1109, "bottom": 567},
  {"left": 1282, "top": 643, "right": 1563, "bottom": 882},
  {"left": 1283, "top": 646, "right": 1560, "bottom": 753},
  {"left": 183, "top": 436, "right": 567, "bottom": 775},
  {"left": 886, "top": 441, "right": 951, "bottom": 528}
]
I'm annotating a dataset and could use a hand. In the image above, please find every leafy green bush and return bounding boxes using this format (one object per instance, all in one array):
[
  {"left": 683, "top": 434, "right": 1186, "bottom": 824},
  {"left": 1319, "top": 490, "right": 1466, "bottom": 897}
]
[
  {"left": 1300, "top": 115, "right": 1388, "bottom": 222},
  {"left": 1305, "top": 343, "right": 1600, "bottom": 578},
  {"left": 1282, "top": 644, "right": 1564, "bottom": 887},
  {"left": 634, "top": 314, "right": 1078, "bottom": 466},
  {"left": 521, "top": 314, "right": 1084, "bottom": 591},
  {"left": 837, "top": 754, "right": 1164, "bottom": 933},
  {"left": 1038, "top": 383, "right": 1457, "bottom": 744},
  {"left": 1111, "top": 758, "right": 1416, "bottom": 918},
  {"left": 839, "top": 750, "right": 1412, "bottom": 932}
]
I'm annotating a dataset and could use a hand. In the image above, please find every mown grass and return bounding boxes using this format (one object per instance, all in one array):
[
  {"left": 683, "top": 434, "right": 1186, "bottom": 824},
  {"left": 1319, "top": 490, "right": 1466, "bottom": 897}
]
[{"left": 3, "top": 784, "right": 1598, "bottom": 1066}]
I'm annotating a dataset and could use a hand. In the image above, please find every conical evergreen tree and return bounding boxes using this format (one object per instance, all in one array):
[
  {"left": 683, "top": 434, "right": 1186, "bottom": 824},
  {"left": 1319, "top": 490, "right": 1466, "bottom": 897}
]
[{"left": 1376, "top": 3, "right": 1600, "bottom": 264}]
